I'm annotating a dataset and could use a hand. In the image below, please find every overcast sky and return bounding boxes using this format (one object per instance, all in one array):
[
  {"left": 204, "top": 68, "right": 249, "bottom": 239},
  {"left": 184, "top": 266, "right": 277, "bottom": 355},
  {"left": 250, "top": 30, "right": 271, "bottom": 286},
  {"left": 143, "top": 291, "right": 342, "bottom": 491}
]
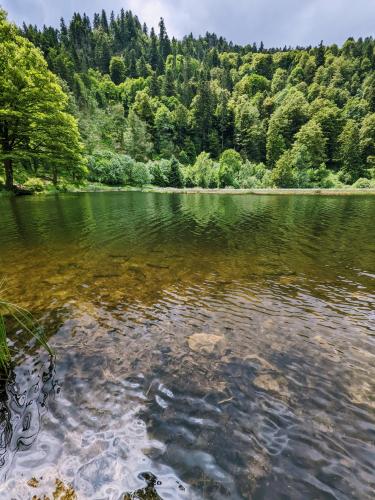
[{"left": 2, "top": 0, "right": 375, "bottom": 47}]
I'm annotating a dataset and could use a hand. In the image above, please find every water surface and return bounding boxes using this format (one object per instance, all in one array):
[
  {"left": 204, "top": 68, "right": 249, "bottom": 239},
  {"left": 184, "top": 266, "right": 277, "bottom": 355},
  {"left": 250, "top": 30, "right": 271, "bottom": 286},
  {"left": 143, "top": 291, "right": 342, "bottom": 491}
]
[{"left": 0, "top": 192, "right": 374, "bottom": 499}]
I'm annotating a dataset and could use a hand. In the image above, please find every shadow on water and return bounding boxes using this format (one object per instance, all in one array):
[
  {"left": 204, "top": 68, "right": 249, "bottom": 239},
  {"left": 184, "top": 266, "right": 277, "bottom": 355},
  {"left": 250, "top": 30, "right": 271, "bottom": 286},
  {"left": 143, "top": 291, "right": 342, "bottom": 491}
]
[{"left": 0, "top": 356, "right": 58, "bottom": 482}]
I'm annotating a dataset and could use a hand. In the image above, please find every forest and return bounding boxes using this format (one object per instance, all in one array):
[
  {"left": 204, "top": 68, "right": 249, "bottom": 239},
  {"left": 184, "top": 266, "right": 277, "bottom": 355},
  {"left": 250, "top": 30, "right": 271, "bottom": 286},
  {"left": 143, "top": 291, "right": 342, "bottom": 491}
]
[{"left": 2, "top": 7, "right": 375, "bottom": 191}]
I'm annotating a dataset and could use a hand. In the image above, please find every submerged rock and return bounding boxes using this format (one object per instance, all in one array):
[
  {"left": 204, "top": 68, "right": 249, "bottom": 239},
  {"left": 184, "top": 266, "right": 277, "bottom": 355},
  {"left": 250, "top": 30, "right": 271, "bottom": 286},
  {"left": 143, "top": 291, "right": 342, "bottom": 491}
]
[
  {"left": 253, "top": 374, "right": 290, "bottom": 398},
  {"left": 187, "top": 333, "right": 225, "bottom": 354}
]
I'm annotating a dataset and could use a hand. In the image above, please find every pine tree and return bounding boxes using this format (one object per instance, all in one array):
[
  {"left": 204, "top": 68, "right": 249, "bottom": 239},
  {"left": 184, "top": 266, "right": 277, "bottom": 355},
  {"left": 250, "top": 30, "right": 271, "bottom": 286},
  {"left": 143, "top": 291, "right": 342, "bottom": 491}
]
[
  {"left": 149, "top": 27, "right": 160, "bottom": 71},
  {"left": 168, "top": 157, "right": 184, "bottom": 187},
  {"left": 316, "top": 41, "right": 325, "bottom": 67},
  {"left": 126, "top": 49, "right": 138, "bottom": 78},
  {"left": 136, "top": 56, "right": 149, "bottom": 78},
  {"left": 100, "top": 10, "right": 109, "bottom": 33},
  {"left": 163, "top": 68, "right": 175, "bottom": 96},
  {"left": 93, "top": 13, "right": 100, "bottom": 30},
  {"left": 149, "top": 71, "right": 160, "bottom": 97},
  {"left": 60, "top": 18, "right": 68, "bottom": 47},
  {"left": 191, "top": 74, "right": 216, "bottom": 153},
  {"left": 159, "top": 18, "right": 171, "bottom": 60}
]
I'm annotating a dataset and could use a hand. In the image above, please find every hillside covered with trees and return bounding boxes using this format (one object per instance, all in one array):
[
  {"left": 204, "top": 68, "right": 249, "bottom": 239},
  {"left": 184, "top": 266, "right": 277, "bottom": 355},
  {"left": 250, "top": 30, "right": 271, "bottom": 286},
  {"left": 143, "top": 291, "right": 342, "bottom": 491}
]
[{"left": 2, "top": 7, "right": 375, "bottom": 191}]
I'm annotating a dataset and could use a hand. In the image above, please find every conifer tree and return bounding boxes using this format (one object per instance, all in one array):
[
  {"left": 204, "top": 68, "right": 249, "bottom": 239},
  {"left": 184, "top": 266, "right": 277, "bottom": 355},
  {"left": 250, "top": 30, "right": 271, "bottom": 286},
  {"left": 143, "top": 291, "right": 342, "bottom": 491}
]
[{"left": 338, "top": 120, "right": 363, "bottom": 182}]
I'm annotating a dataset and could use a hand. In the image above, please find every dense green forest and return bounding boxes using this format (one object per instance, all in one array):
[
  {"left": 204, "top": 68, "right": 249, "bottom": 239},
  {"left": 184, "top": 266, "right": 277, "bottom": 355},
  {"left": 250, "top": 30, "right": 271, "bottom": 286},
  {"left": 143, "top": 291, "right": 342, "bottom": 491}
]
[{"left": 2, "top": 7, "right": 375, "bottom": 191}]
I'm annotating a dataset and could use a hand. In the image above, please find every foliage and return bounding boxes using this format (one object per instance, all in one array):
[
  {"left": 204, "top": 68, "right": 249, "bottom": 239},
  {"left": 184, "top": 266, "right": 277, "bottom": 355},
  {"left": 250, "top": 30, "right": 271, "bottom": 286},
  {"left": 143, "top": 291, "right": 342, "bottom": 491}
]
[
  {"left": 168, "top": 157, "right": 184, "bottom": 188},
  {"left": 189, "top": 152, "right": 219, "bottom": 188},
  {"left": 2, "top": 6, "right": 375, "bottom": 190},
  {"left": 338, "top": 120, "right": 363, "bottom": 183},
  {"left": 123, "top": 109, "right": 153, "bottom": 162},
  {"left": 0, "top": 10, "right": 86, "bottom": 190},
  {"left": 218, "top": 149, "right": 242, "bottom": 187},
  {"left": 235, "top": 162, "right": 273, "bottom": 188},
  {"left": 0, "top": 281, "right": 53, "bottom": 372},
  {"left": 352, "top": 177, "right": 375, "bottom": 188},
  {"left": 149, "top": 159, "right": 172, "bottom": 186},
  {"left": 89, "top": 151, "right": 129, "bottom": 185},
  {"left": 23, "top": 177, "right": 46, "bottom": 193},
  {"left": 130, "top": 162, "right": 152, "bottom": 187},
  {"left": 110, "top": 56, "right": 126, "bottom": 85}
]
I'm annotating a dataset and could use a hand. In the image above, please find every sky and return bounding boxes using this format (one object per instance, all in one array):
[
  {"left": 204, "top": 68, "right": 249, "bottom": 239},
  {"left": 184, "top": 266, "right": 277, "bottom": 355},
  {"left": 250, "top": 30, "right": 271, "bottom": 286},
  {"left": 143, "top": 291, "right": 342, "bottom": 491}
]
[{"left": 2, "top": 0, "right": 375, "bottom": 48}]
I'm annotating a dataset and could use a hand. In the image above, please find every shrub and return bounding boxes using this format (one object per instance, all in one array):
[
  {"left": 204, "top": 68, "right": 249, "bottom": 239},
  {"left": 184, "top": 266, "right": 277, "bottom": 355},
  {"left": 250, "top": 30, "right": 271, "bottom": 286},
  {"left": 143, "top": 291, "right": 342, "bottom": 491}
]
[
  {"left": 23, "top": 177, "right": 45, "bottom": 193},
  {"left": 130, "top": 162, "right": 152, "bottom": 187},
  {"left": 168, "top": 157, "right": 184, "bottom": 188},
  {"left": 271, "top": 151, "right": 298, "bottom": 188},
  {"left": 352, "top": 177, "right": 374, "bottom": 189},
  {"left": 236, "top": 161, "right": 273, "bottom": 188},
  {"left": 218, "top": 149, "right": 242, "bottom": 188},
  {"left": 191, "top": 152, "right": 219, "bottom": 188},
  {"left": 56, "top": 181, "right": 70, "bottom": 193},
  {"left": 88, "top": 151, "right": 134, "bottom": 185},
  {"left": 148, "top": 159, "right": 171, "bottom": 186},
  {"left": 304, "top": 164, "right": 330, "bottom": 187},
  {"left": 182, "top": 166, "right": 195, "bottom": 187}
]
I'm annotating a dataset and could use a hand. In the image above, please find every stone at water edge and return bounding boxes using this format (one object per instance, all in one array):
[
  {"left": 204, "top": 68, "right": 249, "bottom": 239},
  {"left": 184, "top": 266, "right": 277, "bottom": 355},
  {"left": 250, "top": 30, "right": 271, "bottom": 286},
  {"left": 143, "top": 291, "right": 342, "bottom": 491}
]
[{"left": 187, "top": 333, "right": 226, "bottom": 354}]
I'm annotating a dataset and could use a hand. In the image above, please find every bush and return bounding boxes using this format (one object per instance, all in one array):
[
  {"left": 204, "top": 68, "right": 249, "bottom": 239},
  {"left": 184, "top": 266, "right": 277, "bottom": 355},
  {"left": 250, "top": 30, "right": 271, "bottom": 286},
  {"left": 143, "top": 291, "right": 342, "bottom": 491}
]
[
  {"left": 182, "top": 166, "right": 195, "bottom": 188},
  {"left": 191, "top": 152, "right": 219, "bottom": 188},
  {"left": 148, "top": 159, "right": 172, "bottom": 186},
  {"left": 271, "top": 152, "right": 299, "bottom": 188},
  {"left": 352, "top": 177, "right": 374, "bottom": 188},
  {"left": 338, "top": 170, "right": 353, "bottom": 185},
  {"left": 23, "top": 177, "right": 45, "bottom": 193},
  {"left": 148, "top": 158, "right": 184, "bottom": 188},
  {"left": 131, "top": 162, "right": 152, "bottom": 187},
  {"left": 88, "top": 151, "right": 134, "bottom": 185},
  {"left": 56, "top": 181, "right": 70, "bottom": 193},
  {"left": 168, "top": 157, "right": 184, "bottom": 188},
  {"left": 218, "top": 149, "right": 242, "bottom": 188},
  {"left": 317, "top": 171, "right": 344, "bottom": 189},
  {"left": 236, "top": 162, "right": 273, "bottom": 188}
]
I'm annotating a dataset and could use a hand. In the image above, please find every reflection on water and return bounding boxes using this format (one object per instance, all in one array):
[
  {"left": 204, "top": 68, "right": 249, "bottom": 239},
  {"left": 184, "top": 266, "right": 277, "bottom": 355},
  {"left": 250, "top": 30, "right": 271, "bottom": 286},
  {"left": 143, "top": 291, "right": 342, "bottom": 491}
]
[
  {"left": 0, "top": 357, "right": 57, "bottom": 482},
  {"left": 0, "top": 192, "right": 374, "bottom": 499}
]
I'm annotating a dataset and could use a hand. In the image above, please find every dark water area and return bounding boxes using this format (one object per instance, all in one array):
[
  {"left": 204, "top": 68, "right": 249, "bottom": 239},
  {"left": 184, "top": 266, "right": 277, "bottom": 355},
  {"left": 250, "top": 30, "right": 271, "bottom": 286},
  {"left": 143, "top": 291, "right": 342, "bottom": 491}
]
[{"left": 0, "top": 192, "right": 374, "bottom": 499}]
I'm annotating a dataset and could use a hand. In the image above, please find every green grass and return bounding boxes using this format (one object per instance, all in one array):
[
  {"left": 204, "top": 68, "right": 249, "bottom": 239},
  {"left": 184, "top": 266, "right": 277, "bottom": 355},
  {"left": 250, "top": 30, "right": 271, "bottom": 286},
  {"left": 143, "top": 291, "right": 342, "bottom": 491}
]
[
  {"left": 0, "top": 314, "right": 11, "bottom": 372},
  {"left": 0, "top": 281, "right": 53, "bottom": 373}
]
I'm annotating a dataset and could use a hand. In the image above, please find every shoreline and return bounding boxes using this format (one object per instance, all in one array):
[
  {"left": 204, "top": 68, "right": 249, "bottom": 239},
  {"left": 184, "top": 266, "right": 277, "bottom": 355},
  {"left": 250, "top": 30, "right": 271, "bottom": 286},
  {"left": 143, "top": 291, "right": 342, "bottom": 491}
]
[
  {"left": 140, "top": 187, "right": 375, "bottom": 196},
  {"left": 68, "top": 186, "right": 375, "bottom": 196},
  {"left": 2, "top": 186, "right": 375, "bottom": 197}
]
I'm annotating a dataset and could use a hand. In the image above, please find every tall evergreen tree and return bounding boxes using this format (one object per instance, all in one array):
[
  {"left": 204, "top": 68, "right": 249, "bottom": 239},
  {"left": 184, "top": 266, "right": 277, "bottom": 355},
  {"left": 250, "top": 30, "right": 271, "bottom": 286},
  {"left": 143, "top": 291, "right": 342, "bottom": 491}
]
[
  {"left": 159, "top": 18, "right": 171, "bottom": 60},
  {"left": 168, "top": 157, "right": 184, "bottom": 187},
  {"left": 100, "top": 10, "right": 109, "bottom": 33}
]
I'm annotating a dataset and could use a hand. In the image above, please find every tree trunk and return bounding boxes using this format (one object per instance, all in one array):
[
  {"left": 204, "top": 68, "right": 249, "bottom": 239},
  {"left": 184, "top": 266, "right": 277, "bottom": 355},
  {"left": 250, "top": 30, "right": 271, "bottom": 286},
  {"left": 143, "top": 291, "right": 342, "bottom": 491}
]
[
  {"left": 52, "top": 166, "right": 58, "bottom": 186},
  {"left": 4, "top": 158, "right": 14, "bottom": 191}
]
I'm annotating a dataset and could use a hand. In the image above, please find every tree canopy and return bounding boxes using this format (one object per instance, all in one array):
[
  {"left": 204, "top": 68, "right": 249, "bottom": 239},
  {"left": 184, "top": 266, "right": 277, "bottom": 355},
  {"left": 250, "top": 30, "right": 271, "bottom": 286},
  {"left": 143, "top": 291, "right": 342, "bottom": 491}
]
[
  {"left": 1, "top": 7, "right": 375, "bottom": 190},
  {"left": 0, "top": 10, "right": 85, "bottom": 190}
]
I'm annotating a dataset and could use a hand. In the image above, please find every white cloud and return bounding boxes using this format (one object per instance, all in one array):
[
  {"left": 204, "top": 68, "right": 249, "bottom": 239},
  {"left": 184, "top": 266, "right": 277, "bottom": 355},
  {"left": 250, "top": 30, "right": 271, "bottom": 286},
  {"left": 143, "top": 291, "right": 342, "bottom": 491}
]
[{"left": 2, "top": 0, "right": 375, "bottom": 47}]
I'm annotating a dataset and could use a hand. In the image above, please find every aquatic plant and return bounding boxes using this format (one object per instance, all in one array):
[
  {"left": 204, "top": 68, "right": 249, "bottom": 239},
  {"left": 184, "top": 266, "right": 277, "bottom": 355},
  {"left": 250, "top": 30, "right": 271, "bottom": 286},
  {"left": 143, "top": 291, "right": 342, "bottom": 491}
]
[{"left": 0, "top": 280, "right": 53, "bottom": 372}]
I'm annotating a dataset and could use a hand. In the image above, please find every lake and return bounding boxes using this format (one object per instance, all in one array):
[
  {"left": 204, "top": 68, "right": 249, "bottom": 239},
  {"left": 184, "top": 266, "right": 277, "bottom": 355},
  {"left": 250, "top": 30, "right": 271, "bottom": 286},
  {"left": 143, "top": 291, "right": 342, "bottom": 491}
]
[{"left": 0, "top": 192, "right": 374, "bottom": 499}]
